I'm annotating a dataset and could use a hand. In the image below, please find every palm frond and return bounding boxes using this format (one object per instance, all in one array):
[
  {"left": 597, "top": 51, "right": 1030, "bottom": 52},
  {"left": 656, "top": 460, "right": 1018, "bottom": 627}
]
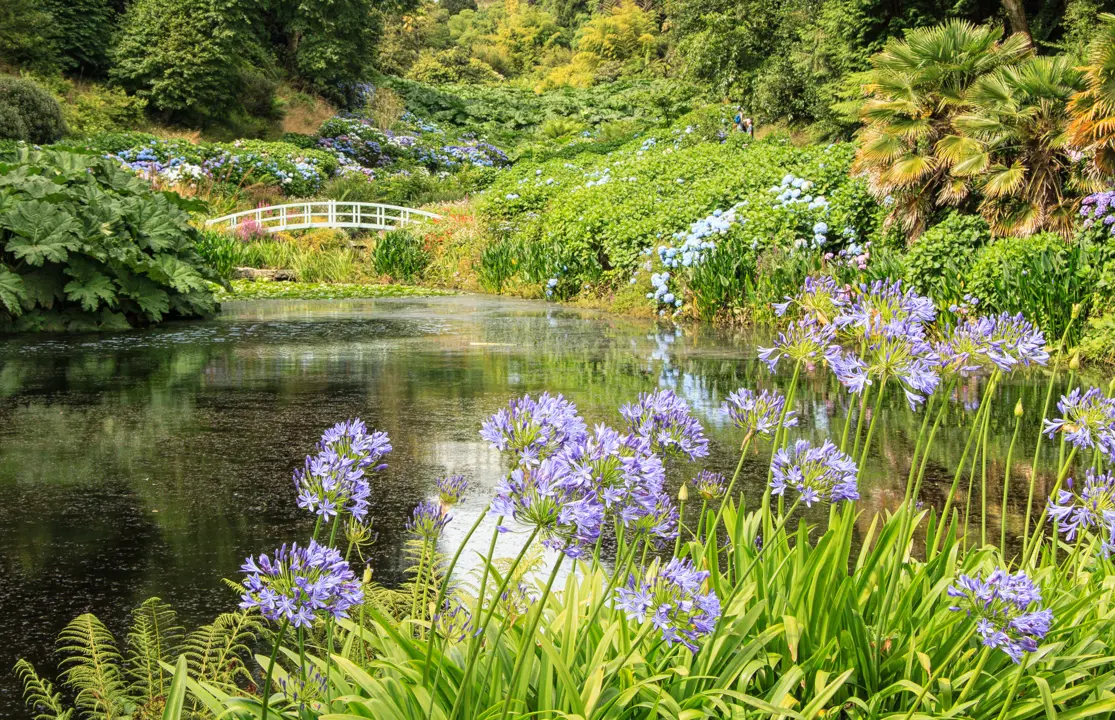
[
  {"left": 15, "top": 659, "right": 74, "bottom": 720},
  {"left": 57, "top": 613, "right": 130, "bottom": 720}
]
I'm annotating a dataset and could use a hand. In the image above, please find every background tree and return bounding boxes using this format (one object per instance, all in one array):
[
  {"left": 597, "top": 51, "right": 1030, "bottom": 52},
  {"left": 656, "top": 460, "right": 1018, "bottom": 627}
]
[
  {"left": 0, "top": 0, "right": 61, "bottom": 73},
  {"left": 1068, "top": 13, "right": 1115, "bottom": 182},
  {"left": 42, "top": 0, "right": 120, "bottom": 77}
]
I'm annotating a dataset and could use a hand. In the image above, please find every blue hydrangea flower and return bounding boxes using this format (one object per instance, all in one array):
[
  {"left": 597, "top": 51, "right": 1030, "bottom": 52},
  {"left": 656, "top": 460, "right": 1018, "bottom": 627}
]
[
  {"left": 481, "top": 393, "right": 588, "bottom": 464},
  {"left": 771, "top": 439, "right": 860, "bottom": 507},
  {"left": 948, "top": 569, "right": 1053, "bottom": 663},
  {"left": 294, "top": 419, "right": 391, "bottom": 523},
  {"left": 1043, "top": 387, "right": 1115, "bottom": 457},
  {"left": 620, "top": 389, "right": 710, "bottom": 460},
  {"left": 614, "top": 558, "right": 721, "bottom": 653},
  {"left": 240, "top": 541, "right": 363, "bottom": 627},
  {"left": 721, "top": 388, "right": 798, "bottom": 437},
  {"left": 1047, "top": 469, "right": 1115, "bottom": 545}
]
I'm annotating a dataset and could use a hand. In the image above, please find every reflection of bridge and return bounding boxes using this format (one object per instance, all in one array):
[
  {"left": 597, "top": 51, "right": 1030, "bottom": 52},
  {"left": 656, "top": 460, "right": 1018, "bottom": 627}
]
[{"left": 206, "top": 201, "right": 441, "bottom": 234}]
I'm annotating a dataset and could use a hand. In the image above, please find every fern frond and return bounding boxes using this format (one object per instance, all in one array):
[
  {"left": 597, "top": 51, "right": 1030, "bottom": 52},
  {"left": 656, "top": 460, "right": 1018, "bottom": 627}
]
[
  {"left": 183, "top": 611, "right": 261, "bottom": 690},
  {"left": 15, "top": 659, "right": 73, "bottom": 720},
  {"left": 126, "top": 597, "right": 185, "bottom": 703},
  {"left": 57, "top": 613, "right": 130, "bottom": 720}
]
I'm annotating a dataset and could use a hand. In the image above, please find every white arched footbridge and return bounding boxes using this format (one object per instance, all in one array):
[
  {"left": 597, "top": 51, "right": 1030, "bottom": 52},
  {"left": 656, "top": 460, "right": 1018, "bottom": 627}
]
[{"left": 206, "top": 201, "right": 441, "bottom": 234}]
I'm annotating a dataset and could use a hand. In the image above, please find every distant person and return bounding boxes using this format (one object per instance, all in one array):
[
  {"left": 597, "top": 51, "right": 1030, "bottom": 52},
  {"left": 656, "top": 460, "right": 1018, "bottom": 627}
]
[{"left": 733, "top": 107, "right": 745, "bottom": 132}]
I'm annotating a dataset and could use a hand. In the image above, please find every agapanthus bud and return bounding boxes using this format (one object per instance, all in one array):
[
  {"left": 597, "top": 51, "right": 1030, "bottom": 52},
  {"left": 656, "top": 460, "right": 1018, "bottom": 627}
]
[
  {"left": 678, "top": 483, "right": 689, "bottom": 502},
  {"left": 1070, "top": 352, "right": 1081, "bottom": 371},
  {"left": 1014, "top": 399, "right": 1024, "bottom": 417},
  {"left": 363, "top": 567, "right": 372, "bottom": 584},
  {"left": 1072, "top": 303, "right": 1082, "bottom": 319}
]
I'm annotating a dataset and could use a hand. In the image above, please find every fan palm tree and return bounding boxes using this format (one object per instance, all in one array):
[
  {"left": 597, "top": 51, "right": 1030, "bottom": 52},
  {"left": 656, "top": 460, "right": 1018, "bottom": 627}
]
[
  {"left": 853, "top": 20, "right": 1031, "bottom": 239},
  {"left": 939, "top": 55, "right": 1084, "bottom": 237},
  {"left": 1068, "top": 13, "right": 1115, "bottom": 183}
]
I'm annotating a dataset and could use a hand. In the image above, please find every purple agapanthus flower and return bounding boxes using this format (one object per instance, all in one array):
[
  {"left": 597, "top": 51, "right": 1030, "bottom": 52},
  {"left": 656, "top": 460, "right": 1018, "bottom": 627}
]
[
  {"left": 294, "top": 419, "right": 391, "bottom": 523},
  {"left": 433, "top": 597, "right": 476, "bottom": 643},
  {"left": 773, "top": 276, "right": 849, "bottom": 324},
  {"left": 407, "top": 500, "right": 451, "bottom": 542},
  {"left": 693, "top": 470, "right": 727, "bottom": 501},
  {"left": 770, "top": 439, "right": 860, "bottom": 507},
  {"left": 834, "top": 279, "right": 936, "bottom": 337},
  {"left": 481, "top": 393, "right": 588, "bottom": 464},
  {"left": 758, "top": 318, "right": 840, "bottom": 372},
  {"left": 1042, "top": 387, "right": 1115, "bottom": 457},
  {"left": 620, "top": 389, "right": 709, "bottom": 460},
  {"left": 240, "top": 541, "right": 363, "bottom": 627},
  {"left": 1047, "top": 469, "right": 1115, "bottom": 543},
  {"left": 489, "top": 458, "right": 603, "bottom": 558},
  {"left": 620, "top": 489, "right": 680, "bottom": 543},
  {"left": 614, "top": 558, "right": 720, "bottom": 653},
  {"left": 939, "top": 313, "right": 1049, "bottom": 376},
  {"left": 721, "top": 388, "right": 799, "bottom": 437},
  {"left": 437, "top": 474, "right": 468, "bottom": 506},
  {"left": 556, "top": 424, "right": 667, "bottom": 511},
  {"left": 947, "top": 569, "right": 1053, "bottom": 663}
]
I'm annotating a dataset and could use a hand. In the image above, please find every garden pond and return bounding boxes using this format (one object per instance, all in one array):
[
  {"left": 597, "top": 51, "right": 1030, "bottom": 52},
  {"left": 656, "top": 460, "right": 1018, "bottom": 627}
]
[{"left": 0, "top": 295, "right": 1087, "bottom": 715}]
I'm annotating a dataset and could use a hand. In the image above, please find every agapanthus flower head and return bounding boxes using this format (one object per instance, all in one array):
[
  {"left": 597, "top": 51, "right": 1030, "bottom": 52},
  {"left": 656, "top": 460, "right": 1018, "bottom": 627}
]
[
  {"left": 620, "top": 489, "right": 680, "bottom": 543},
  {"left": 947, "top": 568, "right": 1052, "bottom": 663},
  {"left": 721, "top": 388, "right": 799, "bottom": 437},
  {"left": 277, "top": 666, "right": 327, "bottom": 704},
  {"left": 294, "top": 419, "right": 391, "bottom": 523},
  {"left": 1047, "top": 469, "right": 1115, "bottom": 542},
  {"left": 480, "top": 393, "right": 588, "bottom": 464},
  {"left": 939, "top": 313, "right": 1049, "bottom": 376},
  {"left": 619, "top": 389, "right": 709, "bottom": 460},
  {"left": 556, "top": 424, "right": 667, "bottom": 511},
  {"left": 835, "top": 279, "right": 936, "bottom": 339},
  {"left": 771, "top": 439, "right": 859, "bottom": 507},
  {"left": 773, "top": 276, "right": 849, "bottom": 324},
  {"left": 407, "top": 500, "right": 451, "bottom": 542},
  {"left": 489, "top": 458, "right": 603, "bottom": 558},
  {"left": 436, "top": 474, "right": 468, "bottom": 506},
  {"left": 614, "top": 558, "right": 720, "bottom": 653},
  {"left": 434, "top": 597, "right": 475, "bottom": 643},
  {"left": 1043, "top": 387, "right": 1115, "bottom": 457},
  {"left": 692, "top": 470, "right": 726, "bottom": 501},
  {"left": 758, "top": 318, "right": 839, "bottom": 372},
  {"left": 853, "top": 318, "right": 941, "bottom": 409},
  {"left": 239, "top": 541, "right": 363, "bottom": 627}
]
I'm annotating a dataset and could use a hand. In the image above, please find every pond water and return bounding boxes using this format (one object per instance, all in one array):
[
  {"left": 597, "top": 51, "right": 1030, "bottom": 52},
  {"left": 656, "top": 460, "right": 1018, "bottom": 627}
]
[{"left": 0, "top": 295, "right": 1080, "bottom": 715}]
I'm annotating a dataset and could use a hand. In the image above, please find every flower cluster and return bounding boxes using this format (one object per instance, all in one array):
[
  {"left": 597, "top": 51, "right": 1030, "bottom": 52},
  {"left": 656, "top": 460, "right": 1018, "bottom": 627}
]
[
  {"left": 407, "top": 500, "right": 451, "bottom": 542},
  {"left": 1043, "top": 387, "right": 1115, "bottom": 457},
  {"left": 648, "top": 272, "right": 682, "bottom": 310},
  {"left": 437, "top": 474, "right": 468, "bottom": 506},
  {"left": 1080, "top": 191, "right": 1115, "bottom": 234},
  {"left": 481, "top": 393, "right": 588, "bottom": 464},
  {"left": 614, "top": 558, "right": 721, "bottom": 653},
  {"left": 240, "top": 541, "right": 363, "bottom": 627},
  {"left": 489, "top": 459, "right": 604, "bottom": 558},
  {"left": 1047, "top": 469, "right": 1115, "bottom": 549},
  {"left": 939, "top": 312, "right": 1049, "bottom": 376},
  {"left": 773, "top": 275, "right": 848, "bottom": 324},
  {"left": 656, "top": 206, "right": 739, "bottom": 270},
  {"left": 294, "top": 419, "right": 391, "bottom": 523},
  {"left": 758, "top": 318, "right": 839, "bottom": 371},
  {"left": 721, "top": 388, "right": 798, "bottom": 437},
  {"left": 434, "top": 597, "right": 476, "bottom": 643},
  {"left": 620, "top": 389, "right": 710, "bottom": 460},
  {"left": 769, "top": 173, "right": 829, "bottom": 212},
  {"left": 692, "top": 470, "right": 726, "bottom": 501},
  {"left": 948, "top": 569, "right": 1053, "bottom": 663},
  {"left": 770, "top": 439, "right": 860, "bottom": 507}
]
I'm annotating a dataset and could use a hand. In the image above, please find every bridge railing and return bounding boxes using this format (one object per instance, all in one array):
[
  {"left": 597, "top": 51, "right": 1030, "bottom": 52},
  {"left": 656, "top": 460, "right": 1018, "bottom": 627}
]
[{"left": 206, "top": 201, "right": 441, "bottom": 234}]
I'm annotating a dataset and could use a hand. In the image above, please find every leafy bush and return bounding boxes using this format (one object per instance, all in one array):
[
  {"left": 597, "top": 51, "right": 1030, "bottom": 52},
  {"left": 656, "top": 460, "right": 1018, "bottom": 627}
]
[
  {"left": 59, "top": 83, "right": 148, "bottom": 137},
  {"left": 374, "top": 229, "right": 430, "bottom": 281},
  {"left": 0, "top": 148, "right": 222, "bottom": 331},
  {"left": 477, "top": 237, "right": 517, "bottom": 292},
  {"left": 904, "top": 212, "right": 989, "bottom": 308},
  {"left": 0, "top": 76, "right": 67, "bottom": 144},
  {"left": 965, "top": 232, "right": 1090, "bottom": 344}
]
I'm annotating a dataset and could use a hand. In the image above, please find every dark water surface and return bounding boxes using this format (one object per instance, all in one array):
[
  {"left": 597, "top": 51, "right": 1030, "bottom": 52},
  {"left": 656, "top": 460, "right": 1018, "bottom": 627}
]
[{"left": 0, "top": 296, "right": 1078, "bottom": 715}]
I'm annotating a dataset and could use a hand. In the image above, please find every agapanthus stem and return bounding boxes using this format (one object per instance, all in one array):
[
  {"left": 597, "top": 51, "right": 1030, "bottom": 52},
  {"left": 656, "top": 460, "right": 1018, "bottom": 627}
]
[
  {"left": 583, "top": 540, "right": 640, "bottom": 640},
  {"left": 707, "top": 431, "right": 754, "bottom": 554},
  {"left": 1025, "top": 331, "right": 1071, "bottom": 548},
  {"left": 955, "top": 645, "right": 991, "bottom": 707},
  {"left": 995, "top": 653, "right": 1029, "bottom": 720},
  {"left": 1001, "top": 411, "right": 1023, "bottom": 558},
  {"left": 1022, "top": 446, "right": 1077, "bottom": 567},
  {"left": 979, "top": 396, "right": 992, "bottom": 547},
  {"left": 850, "top": 383, "right": 873, "bottom": 463},
  {"left": 764, "top": 362, "right": 801, "bottom": 539},
  {"left": 902, "top": 389, "right": 938, "bottom": 506},
  {"left": 259, "top": 619, "right": 290, "bottom": 720},
  {"left": 498, "top": 554, "right": 565, "bottom": 720},
  {"left": 856, "top": 376, "right": 888, "bottom": 475}
]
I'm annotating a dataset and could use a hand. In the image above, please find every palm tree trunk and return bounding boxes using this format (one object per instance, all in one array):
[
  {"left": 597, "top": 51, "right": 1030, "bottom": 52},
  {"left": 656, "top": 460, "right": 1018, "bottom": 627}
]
[{"left": 1001, "top": 0, "right": 1030, "bottom": 39}]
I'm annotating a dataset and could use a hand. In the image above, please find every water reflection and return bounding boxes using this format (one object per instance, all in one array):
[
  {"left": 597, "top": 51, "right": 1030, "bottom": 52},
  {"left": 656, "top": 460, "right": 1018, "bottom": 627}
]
[{"left": 0, "top": 295, "right": 1091, "bottom": 717}]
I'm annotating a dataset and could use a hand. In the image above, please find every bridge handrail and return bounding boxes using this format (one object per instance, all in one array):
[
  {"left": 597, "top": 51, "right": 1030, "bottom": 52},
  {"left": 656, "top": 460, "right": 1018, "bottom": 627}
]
[{"left": 205, "top": 200, "right": 441, "bottom": 227}]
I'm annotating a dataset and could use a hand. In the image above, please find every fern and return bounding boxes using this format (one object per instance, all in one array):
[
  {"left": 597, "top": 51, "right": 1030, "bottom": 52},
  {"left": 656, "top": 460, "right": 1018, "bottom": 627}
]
[
  {"left": 183, "top": 611, "right": 260, "bottom": 690},
  {"left": 14, "top": 659, "right": 73, "bottom": 720},
  {"left": 126, "top": 597, "right": 185, "bottom": 704},
  {"left": 57, "top": 613, "right": 130, "bottom": 720}
]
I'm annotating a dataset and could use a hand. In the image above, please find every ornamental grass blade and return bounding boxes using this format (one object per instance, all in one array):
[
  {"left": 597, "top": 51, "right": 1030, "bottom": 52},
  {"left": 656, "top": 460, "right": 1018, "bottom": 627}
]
[{"left": 161, "top": 655, "right": 188, "bottom": 720}]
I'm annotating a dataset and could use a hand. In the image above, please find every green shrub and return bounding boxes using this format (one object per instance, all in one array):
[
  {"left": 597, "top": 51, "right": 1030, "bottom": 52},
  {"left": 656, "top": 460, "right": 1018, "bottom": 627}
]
[
  {"left": 60, "top": 84, "right": 147, "bottom": 137},
  {"left": 0, "top": 147, "right": 222, "bottom": 331},
  {"left": 194, "top": 229, "right": 245, "bottom": 280},
  {"left": 1079, "top": 312, "right": 1115, "bottom": 365},
  {"left": 0, "top": 76, "right": 67, "bottom": 143},
  {"left": 965, "top": 232, "right": 1090, "bottom": 344},
  {"left": 904, "top": 212, "right": 989, "bottom": 309},
  {"left": 373, "top": 229, "right": 429, "bottom": 282},
  {"left": 478, "top": 238, "right": 518, "bottom": 292}
]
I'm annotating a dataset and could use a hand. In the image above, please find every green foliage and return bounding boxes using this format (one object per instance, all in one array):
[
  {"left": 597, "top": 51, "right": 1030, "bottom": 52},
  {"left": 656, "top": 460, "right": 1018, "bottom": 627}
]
[
  {"left": 0, "top": 76, "right": 67, "bottom": 144},
  {"left": 285, "top": 0, "right": 385, "bottom": 100},
  {"left": 43, "top": 0, "right": 118, "bottom": 76},
  {"left": 477, "top": 237, "right": 517, "bottom": 292},
  {"left": 13, "top": 660, "right": 72, "bottom": 720},
  {"left": 0, "top": 148, "right": 221, "bottom": 331},
  {"left": 127, "top": 598, "right": 186, "bottom": 702},
  {"left": 374, "top": 229, "right": 430, "bottom": 281},
  {"left": 110, "top": 0, "right": 252, "bottom": 124},
  {"left": 965, "top": 232, "right": 1091, "bottom": 343},
  {"left": 904, "top": 212, "right": 989, "bottom": 307},
  {"left": 60, "top": 84, "right": 148, "bottom": 138},
  {"left": 57, "top": 613, "right": 129, "bottom": 718},
  {"left": 214, "top": 278, "right": 451, "bottom": 300},
  {"left": 0, "top": 0, "right": 61, "bottom": 73}
]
